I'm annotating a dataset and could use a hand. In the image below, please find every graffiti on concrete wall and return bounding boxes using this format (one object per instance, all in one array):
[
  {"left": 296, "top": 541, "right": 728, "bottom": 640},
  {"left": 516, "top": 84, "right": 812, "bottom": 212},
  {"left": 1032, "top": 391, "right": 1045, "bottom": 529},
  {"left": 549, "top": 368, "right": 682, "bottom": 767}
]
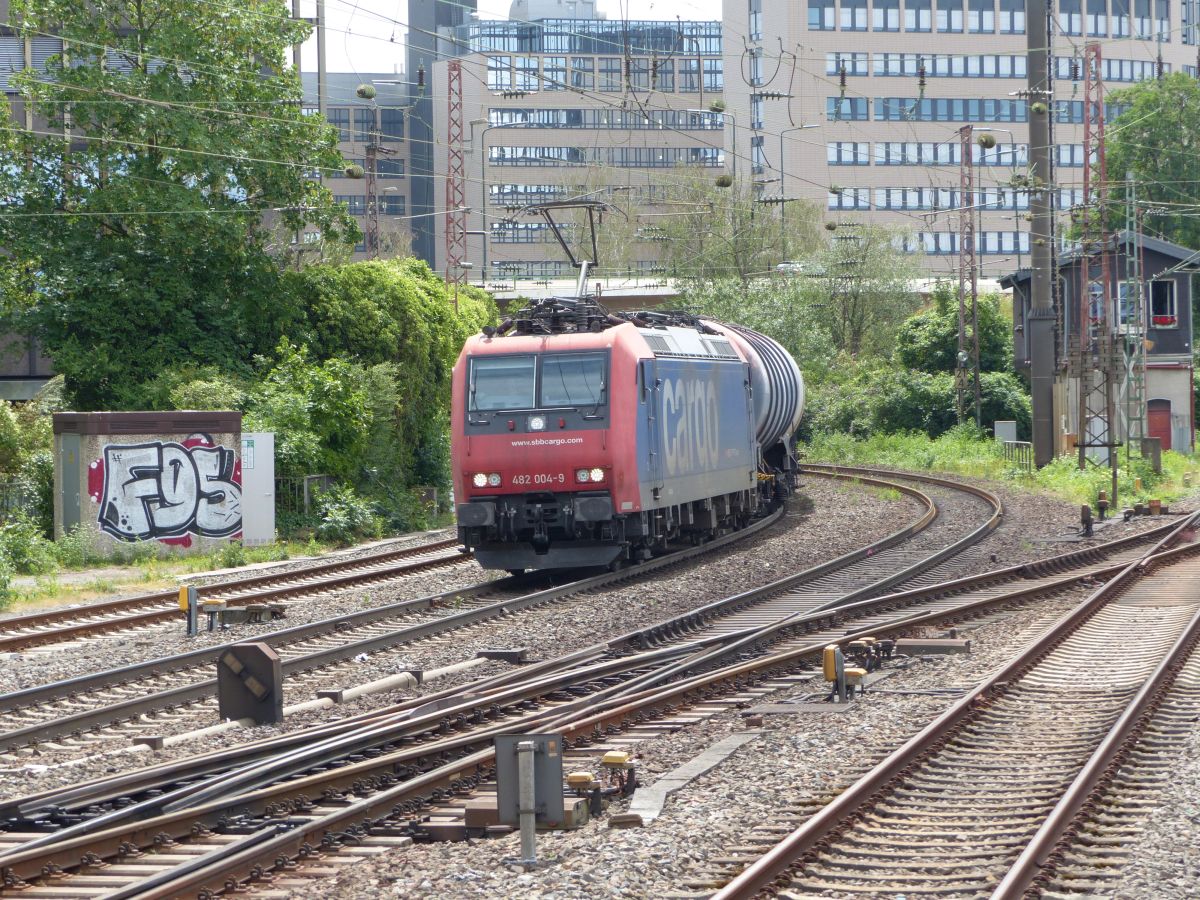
[{"left": 87, "top": 434, "right": 242, "bottom": 545}]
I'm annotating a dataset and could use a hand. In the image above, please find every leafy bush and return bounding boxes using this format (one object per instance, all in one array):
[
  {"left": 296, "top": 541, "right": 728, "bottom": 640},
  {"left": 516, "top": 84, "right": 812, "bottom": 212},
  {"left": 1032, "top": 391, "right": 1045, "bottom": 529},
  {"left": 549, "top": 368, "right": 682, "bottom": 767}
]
[
  {"left": 16, "top": 449, "right": 54, "bottom": 538},
  {"left": 55, "top": 525, "right": 105, "bottom": 569},
  {"left": 895, "top": 286, "right": 1012, "bottom": 374},
  {"left": 0, "top": 546, "right": 14, "bottom": 610},
  {"left": 0, "top": 513, "right": 57, "bottom": 575},
  {"left": 804, "top": 369, "right": 1031, "bottom": 440},
  {"left": 313, "top": 485, "right": 383, "bottom": 545},
  {"left": 210, "top": 540, "right": 248, "bottom": 569}
]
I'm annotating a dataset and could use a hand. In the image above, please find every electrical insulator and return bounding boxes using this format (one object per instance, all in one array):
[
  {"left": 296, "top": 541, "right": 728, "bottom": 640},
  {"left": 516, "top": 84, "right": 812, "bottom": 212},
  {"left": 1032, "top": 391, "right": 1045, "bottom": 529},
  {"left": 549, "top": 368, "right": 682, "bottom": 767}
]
[
  {"left": 1071, "top": 60, "right": 1080, "bottom": 81},
  {"left": 918, "top": 65, "right": 927, "bottom": 91},
  {"left": 839, "top": 64, "right": 847, "bottom": 91},
  {"left": 417, "top": 65, "right": 425, "bottom": 89}
]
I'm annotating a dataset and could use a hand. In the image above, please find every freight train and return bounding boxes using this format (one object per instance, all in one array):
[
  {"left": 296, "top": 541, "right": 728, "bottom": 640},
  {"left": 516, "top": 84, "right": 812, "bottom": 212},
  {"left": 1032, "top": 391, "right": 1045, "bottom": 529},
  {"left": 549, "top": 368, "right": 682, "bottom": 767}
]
[{"left": 451, "top": 297, "right": 805, "bottom": 572}]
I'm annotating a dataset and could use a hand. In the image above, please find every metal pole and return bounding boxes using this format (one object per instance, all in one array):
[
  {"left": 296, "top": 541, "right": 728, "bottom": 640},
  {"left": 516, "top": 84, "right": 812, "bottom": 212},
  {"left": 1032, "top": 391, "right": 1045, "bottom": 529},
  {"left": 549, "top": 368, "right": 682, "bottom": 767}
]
[
  {"left": 316, "top": 0, "right": 327, "bottom": 115},
  {"left": 1027, "top": 0, "right": 1057, "bottom": 465},
  {"left": 480, "top": 124, "right": 493, "bottom": 281},
  {"left": 517, "top": 740, "right": 537, "bottom": 864},
  {"left": 292, "top": 0, "right": 302, "bottom": 72}
]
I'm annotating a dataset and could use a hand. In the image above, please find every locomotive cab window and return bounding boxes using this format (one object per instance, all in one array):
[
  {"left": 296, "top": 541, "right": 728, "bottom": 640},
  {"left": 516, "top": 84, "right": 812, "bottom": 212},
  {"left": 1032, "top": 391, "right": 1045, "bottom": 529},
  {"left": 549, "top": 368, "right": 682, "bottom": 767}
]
[
  {"left": 469, "top": 355, "right": 536, "bottom": 411},
  {"left": 539, "top": 352, "right": 607, "bottom": 410}
]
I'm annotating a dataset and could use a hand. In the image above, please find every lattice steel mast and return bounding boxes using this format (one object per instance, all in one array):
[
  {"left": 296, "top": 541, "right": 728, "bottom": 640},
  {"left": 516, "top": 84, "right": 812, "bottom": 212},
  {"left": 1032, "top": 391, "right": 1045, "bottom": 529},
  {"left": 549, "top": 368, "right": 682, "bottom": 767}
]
[{"left": 1072, "top": 43, "right": 1120, "bottom": 502}]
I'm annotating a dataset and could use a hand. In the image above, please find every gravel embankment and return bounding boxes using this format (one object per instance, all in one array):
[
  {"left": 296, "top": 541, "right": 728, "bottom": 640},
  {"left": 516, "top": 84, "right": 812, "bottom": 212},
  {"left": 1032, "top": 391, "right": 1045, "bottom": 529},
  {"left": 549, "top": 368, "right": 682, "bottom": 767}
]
[
  {"left": 0, "top": 478, "right": 912, "bottom": 793},
  {"left": 1, "top": 473, "right": 1192, "bottom": 867}
]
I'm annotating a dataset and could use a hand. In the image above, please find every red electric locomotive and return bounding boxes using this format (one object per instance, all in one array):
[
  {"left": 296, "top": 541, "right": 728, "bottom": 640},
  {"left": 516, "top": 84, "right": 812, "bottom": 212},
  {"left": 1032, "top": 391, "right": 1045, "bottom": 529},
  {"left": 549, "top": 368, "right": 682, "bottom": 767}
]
[{"left": 451, "top": 298, "right": 805, "bottom": 572}]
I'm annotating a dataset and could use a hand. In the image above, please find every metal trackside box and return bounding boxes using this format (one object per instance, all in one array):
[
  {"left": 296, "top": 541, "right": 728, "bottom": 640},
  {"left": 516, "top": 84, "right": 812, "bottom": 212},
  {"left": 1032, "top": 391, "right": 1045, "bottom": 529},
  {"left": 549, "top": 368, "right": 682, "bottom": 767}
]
[{"left": 494, "top": 733, "right": 565, "bottom": 828}]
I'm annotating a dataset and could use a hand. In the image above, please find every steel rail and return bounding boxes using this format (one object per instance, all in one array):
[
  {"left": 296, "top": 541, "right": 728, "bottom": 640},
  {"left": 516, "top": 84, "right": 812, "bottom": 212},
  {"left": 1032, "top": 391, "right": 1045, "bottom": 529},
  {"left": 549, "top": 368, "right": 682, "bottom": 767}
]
[
  {"left": 0, "top": 499, "right": 793, "bottom": 750},
  {"left": 0, "top": 470, "right": 1115, "bottom": 894},
  {"left": 0, "top": 538, "right": 465, "bottom": 652},
  {"left": 10, "top": 498, "right": 1158, "bottom": 825},
  {"left": 992, "top": 559, "right": 1200, "bottom": 897},
  {"left": 711, "top": 509, "right": 1200, "bottom": 900},
  {"left": 0, "top": 474, "right": 1150, "bottom": 825}
]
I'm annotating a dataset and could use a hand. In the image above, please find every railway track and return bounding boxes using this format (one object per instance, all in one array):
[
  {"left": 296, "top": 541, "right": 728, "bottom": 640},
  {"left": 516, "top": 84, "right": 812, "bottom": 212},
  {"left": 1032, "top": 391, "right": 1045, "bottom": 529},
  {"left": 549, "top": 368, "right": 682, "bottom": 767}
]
[
  {"left": 713, "top": 510, "right": 1200, "bottom": 900},
  {"left": 0, "top": 466, "right": 993, "bottom": 755},
  {"left": 0, "top": 476, "right": 1190, "bottom": 896},
  {"left": 0, "top": 536, "right": 468, "bottom": 653}
]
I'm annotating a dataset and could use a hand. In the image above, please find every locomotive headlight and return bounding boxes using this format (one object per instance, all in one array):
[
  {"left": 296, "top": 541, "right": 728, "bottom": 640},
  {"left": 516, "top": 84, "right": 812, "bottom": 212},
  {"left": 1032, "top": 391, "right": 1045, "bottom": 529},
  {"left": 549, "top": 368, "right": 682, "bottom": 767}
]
[
  {"left": 487, "top": 472, "right": 502, "bottom": 487},
  {"left": 575, "top": 468, "right": 591, "bottom": 483},
  {"left": 589, "top": 467, "right": 605, "bottom": 483},
  {"left": 472, "top": 473, "right": 488, "bottom": 488},
  {"left": 528, "top": 415, "right": 546, "bottom": 431}
]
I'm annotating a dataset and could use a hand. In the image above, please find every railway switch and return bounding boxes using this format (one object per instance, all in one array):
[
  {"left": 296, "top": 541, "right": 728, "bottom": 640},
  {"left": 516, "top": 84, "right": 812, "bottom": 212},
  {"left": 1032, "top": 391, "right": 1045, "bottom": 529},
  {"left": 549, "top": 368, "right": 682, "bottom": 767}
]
[
  {"left": 1081, "top": 505, "right": 1094, "bottom": 537},
  {"left": 217, "top": 642, "right": 283, "bottom": 725}
]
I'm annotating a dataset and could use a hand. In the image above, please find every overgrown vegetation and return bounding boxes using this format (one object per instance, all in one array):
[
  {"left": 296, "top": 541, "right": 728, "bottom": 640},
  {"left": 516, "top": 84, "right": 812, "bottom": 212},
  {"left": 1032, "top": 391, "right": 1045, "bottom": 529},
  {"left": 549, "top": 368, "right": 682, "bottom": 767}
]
[{"left": 804, "top": 426, "right": 1199, "bottom": 511}]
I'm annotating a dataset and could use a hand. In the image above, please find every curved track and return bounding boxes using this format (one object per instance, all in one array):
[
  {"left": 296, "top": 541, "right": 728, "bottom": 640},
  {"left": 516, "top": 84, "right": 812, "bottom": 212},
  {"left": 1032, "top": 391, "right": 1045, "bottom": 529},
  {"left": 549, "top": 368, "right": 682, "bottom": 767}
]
[
  {"left": 0, "top": 477, "right": 1189, "bottom": 897},
  {"left": 714, "top": 511, "right": 1200, "bottom": 900}
]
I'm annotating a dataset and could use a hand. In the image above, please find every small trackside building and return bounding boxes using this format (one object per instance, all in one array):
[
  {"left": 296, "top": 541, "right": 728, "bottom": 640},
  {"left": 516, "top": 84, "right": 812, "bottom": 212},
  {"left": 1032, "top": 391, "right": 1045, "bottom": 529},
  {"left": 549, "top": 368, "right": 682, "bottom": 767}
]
[{"left": 1003, "top": 231, "right": 1197, "bottom": 454}]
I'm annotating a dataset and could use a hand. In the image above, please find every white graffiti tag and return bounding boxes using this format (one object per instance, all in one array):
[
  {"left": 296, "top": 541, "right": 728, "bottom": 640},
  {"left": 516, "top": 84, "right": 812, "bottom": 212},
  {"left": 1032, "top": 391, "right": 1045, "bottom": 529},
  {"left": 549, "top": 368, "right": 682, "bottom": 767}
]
[
  {"left": 97, "top": 441, "right": 242, "bottom": 541},
  {"left": 661, "top": 378, "right": 721, "bottom": 477}
]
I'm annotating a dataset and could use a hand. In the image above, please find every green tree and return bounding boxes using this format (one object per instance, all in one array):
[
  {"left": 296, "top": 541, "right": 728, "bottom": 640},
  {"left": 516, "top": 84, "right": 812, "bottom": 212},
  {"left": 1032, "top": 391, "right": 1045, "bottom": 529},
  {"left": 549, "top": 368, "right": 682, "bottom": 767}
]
[
  {"left": 895, "top": 283, "right": 1013, "bottom": 374},
  {"left": 1107, "top": 73, "right": 1200, "bottom": 250},
  {"left": 660, "top": 171, "right": 821, "bottom": 281},
  {"left": 807, "top": 225, "right": 921, "bottom": 357},
  {"left": 0, "top": 0, "right": 358, "bottom": 409}
]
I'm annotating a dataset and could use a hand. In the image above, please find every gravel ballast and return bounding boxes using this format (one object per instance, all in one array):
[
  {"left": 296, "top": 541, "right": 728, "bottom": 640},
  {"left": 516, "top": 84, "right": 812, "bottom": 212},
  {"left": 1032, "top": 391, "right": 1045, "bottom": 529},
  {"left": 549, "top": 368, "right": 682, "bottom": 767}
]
[{"left": 1, "top": 469, "right": 1194, "bottom": 894}]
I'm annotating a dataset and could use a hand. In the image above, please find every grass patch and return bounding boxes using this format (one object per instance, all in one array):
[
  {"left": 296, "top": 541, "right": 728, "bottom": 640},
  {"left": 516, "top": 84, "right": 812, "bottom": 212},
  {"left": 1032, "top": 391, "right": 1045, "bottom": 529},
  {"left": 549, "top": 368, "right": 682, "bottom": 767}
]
[{"left": 802, "top": 425, "right": 1200, "bottom": 510}]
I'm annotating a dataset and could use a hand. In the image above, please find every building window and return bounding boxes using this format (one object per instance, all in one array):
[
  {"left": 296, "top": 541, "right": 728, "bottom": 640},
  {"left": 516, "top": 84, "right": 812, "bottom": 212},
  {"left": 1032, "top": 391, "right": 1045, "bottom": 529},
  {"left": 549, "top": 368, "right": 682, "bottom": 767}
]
[
  {"left": 599, "top": 57, "right": 622, "bottom": 91},
  {"left": 938, "top": 0, "right": 965, "bottom": 31},
  {"left": 827, "top": 97, "right": 870, "bottom": 120},
  {"left": 327, "top": 107, "right": 350, "bottom": 140},
  {"left": 353, "top": 108, "right": 375, "bottom": 141},
  {"left": 704, "top": 59, "right": 723, "bottom": 91},
  {"left": 680, "top": 59, "right": 700, "bottom": 92},
  {"left": 655, "top": 59, "right": 675, "bottom": 91},
  {"left": 543, "top": 57, "right": 566, "bottom": 90},
  {"left": 488, "top": 55, "right": 513, "bottom": 91},
  {"left": 841, "top": 0, "right": 868, "bottom": 30},
  {"left": 999, "top": 0, "right": 1026, "bottom": 30},
  {"left": 829, "top": 187, "right": 871, "bottom": 209},
  {"left": 380, "top": 195, "right": 406, "bottom": 216},
  {"left": 749, "top": 0, "right": 763, "bottom": 40},
  {"left": 571, "top": 57, "right": 594, "bottom": 90},
  {"left": 969, "top": 0, "right": 996, "bottom": 31},
  {"left": 875, "top": 97, "right": 1026, "bottom": 122},
  {"left": 1113, "top": 0, "right": 1132, "bottom": 33},
  {"left": 751, "top": 135, "right": 766, "bottom": 174},
  {"left": 1156, "top": 0, "right": 1169, "bottom": 39},
  {"left": 1087, "top": 0, "right": 1109, "bottom": 33},
  {"left": 827, "top": 52, "right": 869, "bottom": 75},
  {"left": 377, "top": 159, "right": 405, "bottom": 178},
  {"left": 378, "top": 108, "right": 404, "bottom": 140},
  {"left": 809, "top": 0, "right": 836, "bottom": 29},
  {"left": 907, "top": 0, "right": 934, "bottom": 30},
  {"left": 335, "top": 194, "right": 366, "bottom": 215},
  {"left": 628, "top": 58, "right": 651, "bottom": 90},
  {"left": 751, "top": 95, "right": 764, "bottom": 129},
  {"left": 828, "top": 141, "right": 871, "bottom": 164},
  {"left": 874, "top": 0, "right": 902, "bottom": 30},
  {"left": 749, "top": 49, "right": 764, "bottom": 86},
  {"left": 1150, "top": 280, "right": 1178, "bottom": 327},
  {"left": 1061, "top": 0, "right": 1083, "bottom": 33},
  {"left": 1135, "top": 0, "right": 1151, "bottom": 35}
]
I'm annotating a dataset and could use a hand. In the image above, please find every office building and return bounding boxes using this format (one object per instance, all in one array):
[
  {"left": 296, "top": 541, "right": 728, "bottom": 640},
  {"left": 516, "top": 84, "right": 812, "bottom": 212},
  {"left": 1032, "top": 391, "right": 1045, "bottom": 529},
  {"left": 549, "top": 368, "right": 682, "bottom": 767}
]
[
  {"left": 429, "top": 7, "right": 724, "bottom": 280},
  {"left": 722, "top": 0, "right": 1199, "bottom": 275}
]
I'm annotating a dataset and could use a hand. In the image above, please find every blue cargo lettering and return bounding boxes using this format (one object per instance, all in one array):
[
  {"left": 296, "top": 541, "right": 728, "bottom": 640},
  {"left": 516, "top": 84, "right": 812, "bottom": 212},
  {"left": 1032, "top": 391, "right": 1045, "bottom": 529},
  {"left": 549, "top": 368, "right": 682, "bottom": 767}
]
[{"left": 662, "top": 377, "right": 720, "bottom": 477}]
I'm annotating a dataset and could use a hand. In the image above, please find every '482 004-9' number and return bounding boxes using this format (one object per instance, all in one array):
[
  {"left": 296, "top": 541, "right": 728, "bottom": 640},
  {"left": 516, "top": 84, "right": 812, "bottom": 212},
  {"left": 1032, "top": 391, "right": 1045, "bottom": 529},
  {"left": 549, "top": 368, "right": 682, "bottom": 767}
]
[{"left": 512, "top": 473, "right": 565, "bottom": 485}]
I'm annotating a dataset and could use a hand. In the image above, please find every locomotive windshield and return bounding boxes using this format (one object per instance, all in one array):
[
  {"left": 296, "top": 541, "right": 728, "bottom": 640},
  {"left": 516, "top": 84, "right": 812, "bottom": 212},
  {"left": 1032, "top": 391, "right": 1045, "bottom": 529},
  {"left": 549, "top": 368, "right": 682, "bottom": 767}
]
[
  {"left": 540, "top": 352, "right": 606, "bottom": 408},
  {"left": 467, "top": 351, "right": 608, "bottom": 413},
  {"left": 469, "top": 355, "right": 536, "bottom": 411}
]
